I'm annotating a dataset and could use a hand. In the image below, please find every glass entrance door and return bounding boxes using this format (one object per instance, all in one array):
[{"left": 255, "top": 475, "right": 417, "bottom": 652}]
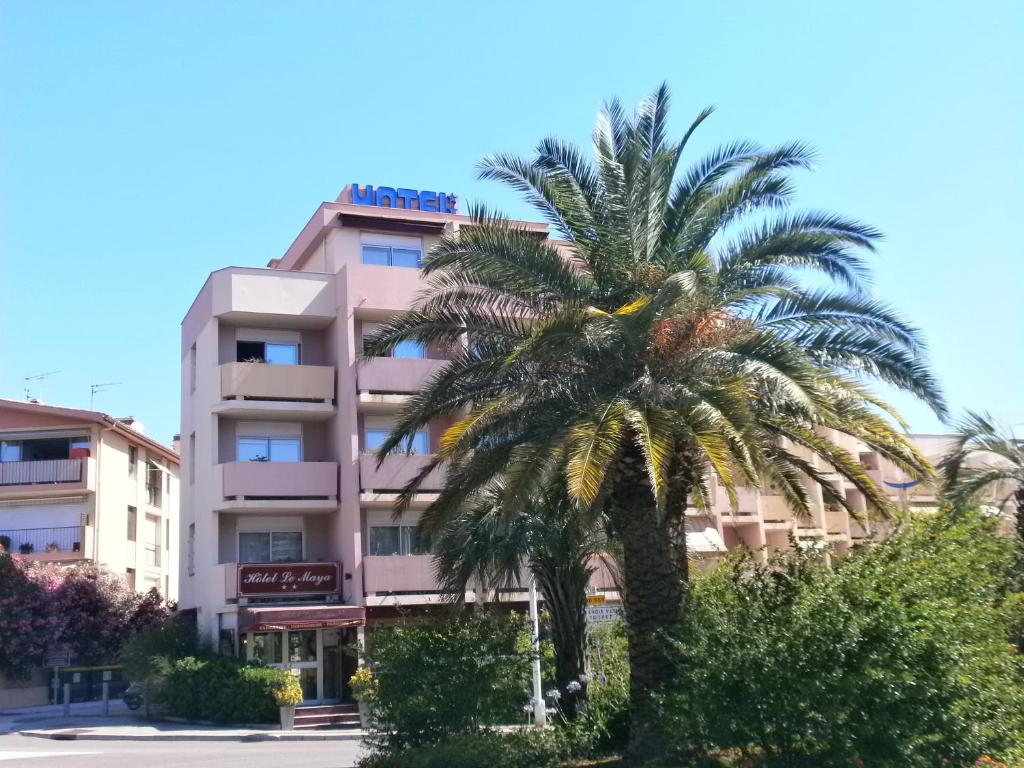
[
  {"left": 286, "top": 630, "right": 318, "bottom": 701},
  {"left": 245, "top": 629, "right": 338, "bottom": 704}
]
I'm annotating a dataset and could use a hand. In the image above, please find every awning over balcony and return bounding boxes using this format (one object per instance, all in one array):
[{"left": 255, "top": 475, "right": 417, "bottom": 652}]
[
  {"left": 238, "top": 605, "right": 365, "bottom": 633},
  {"left": 688, "top": 526, "right": 727, "bottom": 554}
]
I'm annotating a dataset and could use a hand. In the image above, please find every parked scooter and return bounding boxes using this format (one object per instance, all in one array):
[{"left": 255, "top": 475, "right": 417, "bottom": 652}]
[{"left": 122, "top": 682, "right": 144, "bottom": 711}]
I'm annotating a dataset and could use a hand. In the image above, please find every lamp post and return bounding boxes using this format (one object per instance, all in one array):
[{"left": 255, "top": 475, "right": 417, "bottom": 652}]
[{"left": 528, "top": 575, "right": 546, "bottom": 726}]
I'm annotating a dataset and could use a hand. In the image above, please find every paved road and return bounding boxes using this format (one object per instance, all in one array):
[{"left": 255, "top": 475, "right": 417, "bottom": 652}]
[{"left": 0, "top": 733, "right": 365, "bottom": 767}]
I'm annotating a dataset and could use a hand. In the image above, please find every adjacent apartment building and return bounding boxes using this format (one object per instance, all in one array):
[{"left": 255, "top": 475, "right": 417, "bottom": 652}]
[
  {"left": 180, "top": 184, "right": 972, "bottom": 707},
  {"left": 0, "top": 398, "right": 180, "bottom": 597}
]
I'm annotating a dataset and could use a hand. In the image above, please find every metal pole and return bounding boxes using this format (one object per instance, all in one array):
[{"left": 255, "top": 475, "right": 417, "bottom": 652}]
[
  {"left": 102, "top": 681, "right": 110, "bottom": 716},
  {"left": 528, "top": 576, "right": 546, "bottom": 726},
  {"left": 62, "top": 683, "right": 71, "bottom": 717}
]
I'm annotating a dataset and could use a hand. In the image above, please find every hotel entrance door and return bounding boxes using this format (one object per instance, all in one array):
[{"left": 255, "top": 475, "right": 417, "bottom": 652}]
[{"left": 244, "top": 627, "right": 356, "bottom": 704}]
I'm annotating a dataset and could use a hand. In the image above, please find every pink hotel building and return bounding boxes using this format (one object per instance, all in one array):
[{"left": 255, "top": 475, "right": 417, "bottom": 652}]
[{"left": 179, "top": 184, "right": 958, "bottom": 707}]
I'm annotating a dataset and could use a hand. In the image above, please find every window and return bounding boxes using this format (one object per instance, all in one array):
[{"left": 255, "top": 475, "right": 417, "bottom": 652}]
[
  {"left": 128, "top": 446, "right": 137, "bottom": 476},
  {"left": 127, "top": 506, "right": 137, "bottom": 542},
  {"left": 144, "top": 514, "right": 161, "bottom": 567},
  {"left": 189, "top": 343, "right": 197, "bottom": 393},
  {"left": 187, "top": 523, "right": 195, "bottom": 577},
  {"left": 236, "top": 340, "right": 299, "bottom": 365},
  {"left": 360, "top": 244, "right": 422, "bottom": 268},
  {"left": 250, "top": 632, "right": 283, "bottom": 664},
  {"left": 362, "top": 338, "right": 426, "bottom": 359},
  {"left": 364, "top": 428, "right": 429, "bottom": 455},
  {"left": 126, "top": 568, "right": 136, "bottom": 591},
  {"left": 146, "top": 463, "right": 162, "bottom": 507},
  {"left": 369, "top": 525, "right": 429, "bottom": 556},
  {"left": 188, "top": 433, "right": 196, "bottom": 484},
  {"left": 165, "top": 519, "right": 171, "bottom": 550},
  {"left": 238, "top": 531, "right": 303, "bottom": 563},
  {"left": 237, "top": 436, "right": 301, "bottom": 462},
  {"left": 0, "top": 437, "right": 86, "bottom": 462}
]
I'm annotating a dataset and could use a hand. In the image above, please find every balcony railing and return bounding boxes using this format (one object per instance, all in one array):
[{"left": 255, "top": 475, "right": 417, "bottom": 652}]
[
  {"left": 0, "top": 525, "right": 81, "bottom": 555},
  {"left": 0, "top": 458, "right": 83, "bottom": 487},
  {"left": 359, "top": 454, "right": 445, "bottom": 491},
  {"left": 220, "top": 362, "right": 335, "bottom": 402},
  {"left": 358, "top": 357, "right": 446, "bottom": 394}
]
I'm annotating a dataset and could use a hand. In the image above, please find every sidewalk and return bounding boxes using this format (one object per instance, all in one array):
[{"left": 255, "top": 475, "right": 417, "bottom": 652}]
[{"left": 0, "top": 700, "right": 365, "bottom": 741}]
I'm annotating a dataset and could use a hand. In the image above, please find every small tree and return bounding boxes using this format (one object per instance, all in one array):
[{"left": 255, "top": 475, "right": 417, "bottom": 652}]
[
  {"left": 360, "top": 611, "right": 531, "bottom": 751},
  {"left": 51, "top": 564, "right": 169, "bottom": 665},
  {"left": 0, "top": 553, "right": 61, "bottom": 679},
  {"left": 663, "top": 511, "right": 1024, "bottom": 766}
]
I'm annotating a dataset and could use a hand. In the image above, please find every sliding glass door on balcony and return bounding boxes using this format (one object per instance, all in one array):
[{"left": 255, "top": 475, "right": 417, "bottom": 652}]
[{"left": 237, "top": 437, "right": 301, "bottom": 462}]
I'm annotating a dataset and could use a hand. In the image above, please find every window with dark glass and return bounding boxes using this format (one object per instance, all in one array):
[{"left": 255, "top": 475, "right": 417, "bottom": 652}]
[
  {"left": 369, "top": 525, "right": 429, "bottom": 555},
  {"left": 360, "top": 244, "right": 422, "bottom": 268},
  {"left": 236, "top": 340, "right": 299, "bottom": 365},
  {"left": 238, "top": 531, "right": 303, "bottom": 563}
]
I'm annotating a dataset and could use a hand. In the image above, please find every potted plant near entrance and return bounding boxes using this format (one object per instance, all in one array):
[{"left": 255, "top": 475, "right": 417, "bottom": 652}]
[
  {"left": 274, "top": 673, "right": 303, "bottom": 730},
  {"left": 349, "top": 666, "right": 377, "bottom": 728}
]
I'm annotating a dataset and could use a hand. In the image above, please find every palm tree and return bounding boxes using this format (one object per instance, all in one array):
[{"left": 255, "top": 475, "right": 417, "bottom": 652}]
[
  {"left": 940, "top": 411, "right": 1024, "bottom": 573},
  {"left": 368, "top": 85, "right": 944, "bottom": 756},
  {"left": 430, "top": 481, "right": 602, "bottom": 717}
]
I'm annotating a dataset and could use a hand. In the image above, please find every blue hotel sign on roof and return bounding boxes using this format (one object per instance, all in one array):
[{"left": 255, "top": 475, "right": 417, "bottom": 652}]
[{"left": 351, "top": 184, "right": 458, "bottom": 214}]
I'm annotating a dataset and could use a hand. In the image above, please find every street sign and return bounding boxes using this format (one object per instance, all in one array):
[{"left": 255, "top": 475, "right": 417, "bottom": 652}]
[
  {"left": 586, "top": 594, "right": 606, "bottom": 606},
  {"left": 44, "top": 650, "right": 71, "bottom": 669},
  {"left": 585, "top": 604, "right": 624, "bottom": 625}
]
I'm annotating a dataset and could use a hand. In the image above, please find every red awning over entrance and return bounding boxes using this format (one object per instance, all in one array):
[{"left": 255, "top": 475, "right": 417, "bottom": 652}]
[{"left": 239, "top": 605, "right": 366, "bottom": 633}]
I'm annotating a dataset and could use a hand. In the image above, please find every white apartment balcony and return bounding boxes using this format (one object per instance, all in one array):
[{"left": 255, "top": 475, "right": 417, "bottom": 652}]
[
  {"left": 214, "top": 363, "right": 335, "bottom": 420},
  {"left": 362, "top": 554, "right": 620, "bottom": 599},
  {"left": 0, "top": 458, "right": 95, "bottom": 499},
  {"left": 358, "top": 357, "right": 446, "bottom": 395},
  {"left": 214, "top": 461, "right": 338, "bottom": 512},
  {"left": 208, "top": 268, "right": 336, "bottom": 326},
  {"left": 359, "top": 454, "right": 445, "bottom": 492},
  {"left": 717, "top": 486, "right": 762, "bottom": 525},
  {"left": 761, "top": 494, "right": 797, "bottom": 529},
  {"left": 0, "top": 524, "right": 93, "bottom": 561}
]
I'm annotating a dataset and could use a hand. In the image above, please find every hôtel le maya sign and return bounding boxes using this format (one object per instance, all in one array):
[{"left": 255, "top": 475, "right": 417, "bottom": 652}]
[
  {"left": 237, "top": 562, "right": 340, "bottom": 597},
  {"left": 350, "top": 183, "right": 458, "bottom": 214}
]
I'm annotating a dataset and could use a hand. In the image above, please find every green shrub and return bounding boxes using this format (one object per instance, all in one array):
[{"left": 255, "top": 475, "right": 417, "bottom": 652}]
[
  {"left": 154, "top": 654, "right": 293, "bottom": 724},
  {"left": 362, "top": 611, "right": 532, "bottom": 749},
  {"left": 357, "top": 729, "right": 570, "bottom": 768},
  {"left": 663, "top": 512, "right": 1024, "bottom": 766}
]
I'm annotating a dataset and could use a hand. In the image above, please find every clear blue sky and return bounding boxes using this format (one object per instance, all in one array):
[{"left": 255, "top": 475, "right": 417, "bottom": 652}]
[{"left": 1, "top": 1, "right": 1021, "bottom": 445}]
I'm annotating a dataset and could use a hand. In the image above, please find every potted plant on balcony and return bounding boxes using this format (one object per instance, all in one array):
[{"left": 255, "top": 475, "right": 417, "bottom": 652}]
[
  {"left": 273, "top": 673, "right": 303, "bottom": 730},
  {"left": 18, "top": 542, "right": 33, "bottom": 555},
  {"left": 0, "top": 535, "right": 10, "bottom": 553},
  {"left": 46, "top": 543, "right": 59, "bottom": 553}
]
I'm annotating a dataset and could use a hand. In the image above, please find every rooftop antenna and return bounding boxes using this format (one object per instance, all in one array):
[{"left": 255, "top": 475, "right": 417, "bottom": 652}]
[
  {"left": 24, "top": 371, "right": 60, "bottom": 401},
  {"left": 90, "top": 382, "right": 122, "bottom": 410}
]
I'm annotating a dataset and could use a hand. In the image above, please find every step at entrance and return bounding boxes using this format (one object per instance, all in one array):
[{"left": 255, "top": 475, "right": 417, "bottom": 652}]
[{"left": 293, "top": 703, "right": 361, "bottom": 729}]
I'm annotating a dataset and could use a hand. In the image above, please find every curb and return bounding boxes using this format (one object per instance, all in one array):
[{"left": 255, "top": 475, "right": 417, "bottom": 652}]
[{"left": 18, "top": 729, "right": 365, "bottom": 742}]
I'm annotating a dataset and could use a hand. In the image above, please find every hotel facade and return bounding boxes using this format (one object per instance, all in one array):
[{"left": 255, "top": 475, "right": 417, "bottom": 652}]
[{"left": 179, "top": 185, "right": 973, "bottom": 708}]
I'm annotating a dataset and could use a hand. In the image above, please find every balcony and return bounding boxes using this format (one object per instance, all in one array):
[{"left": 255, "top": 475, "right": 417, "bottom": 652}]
[
  {"left": 346, "top": 263, "right": 426, "bottom": 317},
  {"left": 358, "top": 357, "right": 446, "bottom": 396},
  {"left": 717, "top": 486, "right": 762, "bottom": 524},
  {"left": 0, "top": 458, "right": 93, "bottom": 497},
  {"left": 214, "top": 461, "right": 338, "bottom": 512},
  {"left": 359, "top": 454, "right": 445, "bottom": 492},
  {"left": 363, "top": 554, "right": 439, "bottom": 593},
  {"left": 215, "top": 363, "right": 335, "bottom": 420},
  {"left": 0, "top": 525, "right": 92, "bottom": 561}
]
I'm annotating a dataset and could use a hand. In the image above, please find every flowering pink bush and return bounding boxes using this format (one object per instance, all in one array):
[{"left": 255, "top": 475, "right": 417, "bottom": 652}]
[{"left": 0, "top": 554, "right": 170, "bottom": 678}]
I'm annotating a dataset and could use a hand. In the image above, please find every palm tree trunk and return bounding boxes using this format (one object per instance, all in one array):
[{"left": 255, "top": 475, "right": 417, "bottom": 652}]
[
  {"left": 536, "top": 563, "right": 588, "bottom": 717},
  {"left": 607, "top": 443, "right": 687, "bottom": 760}
]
